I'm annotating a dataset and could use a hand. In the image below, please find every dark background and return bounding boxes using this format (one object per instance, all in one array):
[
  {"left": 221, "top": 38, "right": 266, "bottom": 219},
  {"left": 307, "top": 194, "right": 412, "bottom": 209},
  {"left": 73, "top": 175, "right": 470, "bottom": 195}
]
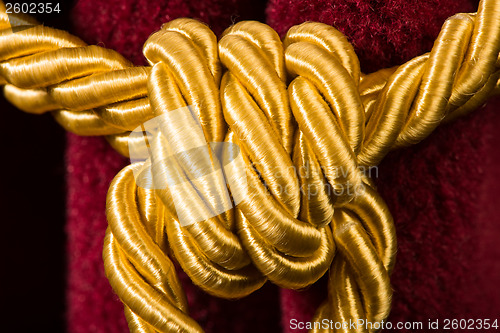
[{"left": 1, "top": 1, "right": 74, "bottom": 332}]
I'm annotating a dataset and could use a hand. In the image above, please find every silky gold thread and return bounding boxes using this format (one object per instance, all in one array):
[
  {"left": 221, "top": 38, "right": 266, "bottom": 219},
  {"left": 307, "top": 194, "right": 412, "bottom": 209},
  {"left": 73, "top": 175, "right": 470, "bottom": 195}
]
[{"left": 1, "top": 1, "right": 499, "bottom": 332}]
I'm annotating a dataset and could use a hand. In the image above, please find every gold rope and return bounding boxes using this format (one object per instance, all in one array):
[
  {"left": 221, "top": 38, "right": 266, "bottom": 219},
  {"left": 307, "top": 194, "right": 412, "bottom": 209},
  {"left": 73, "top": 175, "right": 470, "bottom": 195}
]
[{"left": 1, "top": 0, "right": 499, "bottom": 332}]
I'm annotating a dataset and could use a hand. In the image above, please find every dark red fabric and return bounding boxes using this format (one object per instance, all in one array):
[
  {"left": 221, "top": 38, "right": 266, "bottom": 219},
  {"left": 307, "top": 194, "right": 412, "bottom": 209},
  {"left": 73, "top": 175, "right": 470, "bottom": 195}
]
[
  {"left": 267, "top": 0, "right": 477, "bottom": 73},
  {"left": 66, "top": 134, "right": 129, "bottom": 333},
  {"left": 66, "top": 0, "right": 500, "bottom": 332}
]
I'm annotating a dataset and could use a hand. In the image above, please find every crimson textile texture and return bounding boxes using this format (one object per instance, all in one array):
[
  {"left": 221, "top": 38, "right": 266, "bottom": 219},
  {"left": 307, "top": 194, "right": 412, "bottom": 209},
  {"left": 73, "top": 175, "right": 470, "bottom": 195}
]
[{"left": 66, "top": 0, "right": 500, "bottom": 332}]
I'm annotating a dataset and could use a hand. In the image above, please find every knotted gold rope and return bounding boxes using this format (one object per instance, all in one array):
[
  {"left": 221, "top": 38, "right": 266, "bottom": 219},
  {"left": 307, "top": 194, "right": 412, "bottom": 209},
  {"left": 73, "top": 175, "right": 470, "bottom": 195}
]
[{"left": 1, "top": 0, "right": 500, "bottom": 331}]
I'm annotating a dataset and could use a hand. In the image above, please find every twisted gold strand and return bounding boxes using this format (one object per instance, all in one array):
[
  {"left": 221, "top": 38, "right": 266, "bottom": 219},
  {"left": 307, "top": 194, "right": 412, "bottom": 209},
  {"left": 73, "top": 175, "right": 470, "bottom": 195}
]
[{"left": 1, "top": 0, "right": 500, "bottom": 332}]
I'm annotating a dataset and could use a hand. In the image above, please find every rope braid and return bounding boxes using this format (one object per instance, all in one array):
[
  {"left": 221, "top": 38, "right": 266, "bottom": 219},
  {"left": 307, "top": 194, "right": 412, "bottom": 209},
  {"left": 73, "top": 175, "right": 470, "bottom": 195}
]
[{"left": 1, "top": 0, "right": 500, "bottom": 331}]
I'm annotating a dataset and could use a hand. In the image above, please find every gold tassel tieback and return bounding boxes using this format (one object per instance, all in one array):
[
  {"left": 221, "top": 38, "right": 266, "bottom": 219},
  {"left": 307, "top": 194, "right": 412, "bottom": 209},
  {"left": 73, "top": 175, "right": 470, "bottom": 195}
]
[{"left": 1, "top": 0, "right": 499, "bottom": 332}]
